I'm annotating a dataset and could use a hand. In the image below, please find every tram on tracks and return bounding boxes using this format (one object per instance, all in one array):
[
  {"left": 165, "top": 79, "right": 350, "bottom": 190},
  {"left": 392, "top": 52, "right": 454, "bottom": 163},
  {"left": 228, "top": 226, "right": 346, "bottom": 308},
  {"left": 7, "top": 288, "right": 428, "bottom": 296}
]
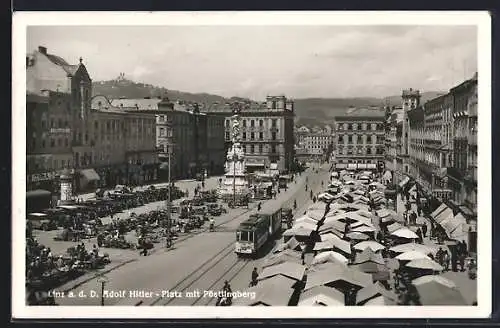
[{"left": 235, "top": 204, "right": 282, "bottom": 257}]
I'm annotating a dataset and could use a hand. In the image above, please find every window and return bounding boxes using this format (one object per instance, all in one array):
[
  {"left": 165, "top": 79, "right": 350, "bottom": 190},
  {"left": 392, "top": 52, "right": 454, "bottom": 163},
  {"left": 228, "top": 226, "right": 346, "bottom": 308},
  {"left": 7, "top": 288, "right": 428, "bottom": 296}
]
[
  {"left": 353, "top": 123, "right": 358, "bottom": 130},
  {"left": 367, "top": 147, "right": 372, "bottom": 155},
  {"left": 243, "top": 120, "right": 247, "bottom": 127},
  {"left": 226, "top": 120, "right": 230, "bottom": 127},
  {"left": 65, "top": 139, "right": 69, "bottom": 147},
  {"left": 51, "top": 120, "right": 55, "bottom": 128},
  {"left": 348, "top": 135, "right": 353, "bottom": 143},
  {"left": 42, "top": 139, "right": 46, "bottom": 148},
  {"left": 259, "top": 144, "right": 263, "bottom": 153},
  {"left": 250, "top": 132, "right": 255, "bottom": 140},
  {"left": 250, "top": 144, "right": 255, "bottom": 153},
  {"left": 337, "top": 123, "right": 343, "bottom": 130},
  {"left": 367, "top": 135, "right": 372, "bottom": 143},
  {"left": 160, "top": 128, "right": 165, "bottom": 137},
  {"left": 41, "top": 120, "right": 46, "bottom": 129},
  {"left": 259, "top": 119, "right": 264, "bottom": 127},
  {"left": 371, "top": 123, "right": 377, "bottom": 131},
  {"left": 250, "top": 120, "right": 255, "bottom": 127},
  {"left": 271, "top": 145, "right": 277, "bottom": 153},
  {"left": 242, "top": 132, "right": 247, "bottom": 140},
  {"left": 338, "top": 135, "right": 344, "bottom": 143},
  {"left": 272, "top": 119, "right": 277, "bottom": 127},
  {"left": 259, "top": 132, "right": 263, "bottom": 140},
  {"left": 57, "top": 138, "right": 62, "bottom": 147},
  {"left": 272, "top": 132, "right": 277, "bottom": 140},
  {"left": 50, "top": 139, "right": 55, "bottom": 147}
]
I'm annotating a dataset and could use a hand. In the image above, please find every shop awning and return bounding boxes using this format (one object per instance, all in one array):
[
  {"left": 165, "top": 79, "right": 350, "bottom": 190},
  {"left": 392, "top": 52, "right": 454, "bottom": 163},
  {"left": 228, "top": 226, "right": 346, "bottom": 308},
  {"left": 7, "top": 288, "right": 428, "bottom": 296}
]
[
  {"left": 246, "top": 163, "right": 265, "bottom": 166},
  {"left": 357, "top": 164, "right": 367, "bottom": 169},
  {"left": 366, "top": 164, "right": 376, "bottom": 169},
  {"left": 26, "top": 189, "right": 52, "bottom": 198},
  {"left": 80, "top": 168, "right": 100, "bottom": 181},
  {"left": 347, "top": 164, "right": 357, "bottom": 170},
  {"left": 335, "top": 164, "right": 347, "bottom": 169},
  {"left": 399, "top": 176, "right": 410, "bottom": 188}
]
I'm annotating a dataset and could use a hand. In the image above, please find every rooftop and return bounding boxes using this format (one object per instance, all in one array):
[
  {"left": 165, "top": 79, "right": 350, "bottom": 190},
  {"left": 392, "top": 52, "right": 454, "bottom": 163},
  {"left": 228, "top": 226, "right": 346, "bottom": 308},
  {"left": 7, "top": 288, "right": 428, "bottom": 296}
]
[{"left": 334, "top": 107, "right": 385, "bottom": 120}]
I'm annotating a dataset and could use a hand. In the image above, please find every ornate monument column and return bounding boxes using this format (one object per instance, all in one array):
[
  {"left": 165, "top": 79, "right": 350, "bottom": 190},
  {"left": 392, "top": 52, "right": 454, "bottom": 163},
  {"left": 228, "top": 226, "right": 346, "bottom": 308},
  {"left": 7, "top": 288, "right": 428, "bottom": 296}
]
[
  {"left": 219, "top": 104, "right": 250, "bottom": 204},
  {"left": 59, "top": 168, "right": 74, "bottom": 204}
]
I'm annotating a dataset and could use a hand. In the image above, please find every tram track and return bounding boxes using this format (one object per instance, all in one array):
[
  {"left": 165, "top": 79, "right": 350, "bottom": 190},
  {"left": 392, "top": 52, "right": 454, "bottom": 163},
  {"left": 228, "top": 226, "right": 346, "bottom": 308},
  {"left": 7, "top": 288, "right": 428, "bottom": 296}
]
[
  {"left": 139, "top": 168, "right": 314, "bottom": 306},
  {"left": 148, "top": 240, "right": 236, "bottom": 305},
  {"left": 196, "top": 258, "right": 251, "bottom": 306}
]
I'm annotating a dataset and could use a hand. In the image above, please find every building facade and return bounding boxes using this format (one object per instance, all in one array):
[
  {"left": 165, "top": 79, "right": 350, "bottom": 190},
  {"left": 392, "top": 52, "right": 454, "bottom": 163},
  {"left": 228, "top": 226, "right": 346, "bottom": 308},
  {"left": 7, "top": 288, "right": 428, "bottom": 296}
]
[
  {"left": 448, "top": 73, "right": 478, "bottom": 215},
  {"left": 303, "top": 132, "right": 335, "bottom": 158},
  {"left": 27, "top": 45, "right": 158, "bottom": 193},
  {"left": 334, "top": 108, "right": 386, "bottom": 171},
  {"left": 109, "top": 98, "right": 226, "bottom": 180},
  {"left": 205, "top": 95, "right": 295, "bottom": 173},
  {"left": 392, "top": 74, "right": 477, "bottom": 221}
]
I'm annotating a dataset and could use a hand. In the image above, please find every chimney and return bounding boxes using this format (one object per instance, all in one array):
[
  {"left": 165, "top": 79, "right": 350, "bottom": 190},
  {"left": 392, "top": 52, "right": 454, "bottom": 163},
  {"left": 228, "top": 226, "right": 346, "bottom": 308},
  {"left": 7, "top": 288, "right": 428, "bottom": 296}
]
[{"left": 38, "top": 46, "right": 47, "bottom": 54}]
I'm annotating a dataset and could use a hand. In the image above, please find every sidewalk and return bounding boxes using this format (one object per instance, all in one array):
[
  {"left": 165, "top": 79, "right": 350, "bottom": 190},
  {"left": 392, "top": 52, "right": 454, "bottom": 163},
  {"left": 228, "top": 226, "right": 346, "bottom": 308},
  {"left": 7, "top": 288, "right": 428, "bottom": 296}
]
[{"left": 395, "top": 194, "right": 477, "bottom": 305}]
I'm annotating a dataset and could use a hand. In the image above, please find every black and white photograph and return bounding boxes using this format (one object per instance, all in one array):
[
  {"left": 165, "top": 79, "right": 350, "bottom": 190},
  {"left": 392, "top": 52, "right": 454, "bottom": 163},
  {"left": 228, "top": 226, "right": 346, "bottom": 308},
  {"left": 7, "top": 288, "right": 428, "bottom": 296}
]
[{"left": 12, "top": 11, "right": 491, "bottom": 319}]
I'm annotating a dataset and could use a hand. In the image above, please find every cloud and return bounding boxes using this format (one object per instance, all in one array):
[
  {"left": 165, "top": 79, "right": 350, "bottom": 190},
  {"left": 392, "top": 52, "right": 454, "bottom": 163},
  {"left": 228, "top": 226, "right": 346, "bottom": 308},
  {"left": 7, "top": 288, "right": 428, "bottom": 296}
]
[{"left": 27, "top": 25, "right": 478, "bottom": 99}]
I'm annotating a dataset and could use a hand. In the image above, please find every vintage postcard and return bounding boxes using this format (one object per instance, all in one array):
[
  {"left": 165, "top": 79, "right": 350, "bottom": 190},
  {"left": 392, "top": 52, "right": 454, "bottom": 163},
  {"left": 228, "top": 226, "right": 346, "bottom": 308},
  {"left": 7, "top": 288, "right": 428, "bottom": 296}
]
[{"left": 12, "top": 11, "right": 491, "bottom": 319}]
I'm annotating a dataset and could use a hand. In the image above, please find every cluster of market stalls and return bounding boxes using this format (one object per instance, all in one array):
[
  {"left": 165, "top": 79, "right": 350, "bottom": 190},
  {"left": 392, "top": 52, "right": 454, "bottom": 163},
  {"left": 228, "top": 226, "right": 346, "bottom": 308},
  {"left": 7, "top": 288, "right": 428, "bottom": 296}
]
[{"left": 233, "top": 177, "right": 471, "bottom": 306}]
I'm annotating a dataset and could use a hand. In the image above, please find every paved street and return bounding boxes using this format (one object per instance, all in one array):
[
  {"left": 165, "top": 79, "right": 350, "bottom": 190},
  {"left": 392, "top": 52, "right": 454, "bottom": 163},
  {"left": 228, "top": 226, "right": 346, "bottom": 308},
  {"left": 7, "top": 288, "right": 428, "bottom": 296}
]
[{"left": 56, "top": 166, "right": 327, "bottom": 306}]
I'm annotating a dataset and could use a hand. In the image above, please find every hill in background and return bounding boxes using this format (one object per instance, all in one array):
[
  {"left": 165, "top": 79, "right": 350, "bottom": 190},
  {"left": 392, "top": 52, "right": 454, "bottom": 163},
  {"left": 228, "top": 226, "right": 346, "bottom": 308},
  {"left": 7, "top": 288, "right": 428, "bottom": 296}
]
[{"left": 92, "top": 77, "right": 444, "bottom": 127}]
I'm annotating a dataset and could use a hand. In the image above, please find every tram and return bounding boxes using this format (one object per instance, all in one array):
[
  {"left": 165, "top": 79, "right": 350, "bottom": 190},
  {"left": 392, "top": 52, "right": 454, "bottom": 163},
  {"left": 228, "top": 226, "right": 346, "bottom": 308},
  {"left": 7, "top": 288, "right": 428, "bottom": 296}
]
[{"left": 235, "top": 206, "right": 282, "bottom": 257}]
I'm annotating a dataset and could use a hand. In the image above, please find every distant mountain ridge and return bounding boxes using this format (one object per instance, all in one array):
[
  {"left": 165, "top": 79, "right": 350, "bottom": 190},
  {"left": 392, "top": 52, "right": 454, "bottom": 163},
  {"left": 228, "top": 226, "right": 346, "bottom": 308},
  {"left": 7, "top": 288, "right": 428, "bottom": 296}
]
[{"left": 92, "top": 77, "right": 444, "bottom": 126}]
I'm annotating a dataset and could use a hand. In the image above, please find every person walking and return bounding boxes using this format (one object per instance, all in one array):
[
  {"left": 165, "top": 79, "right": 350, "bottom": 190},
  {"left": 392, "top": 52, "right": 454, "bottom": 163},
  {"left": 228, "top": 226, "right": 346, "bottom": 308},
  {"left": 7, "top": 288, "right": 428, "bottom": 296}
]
[
  {"left": 443, "top": 250, "right": 450, "bottom": 271},
  {"left": 421, "top": 223, "right": 428, "bottom": 238}
]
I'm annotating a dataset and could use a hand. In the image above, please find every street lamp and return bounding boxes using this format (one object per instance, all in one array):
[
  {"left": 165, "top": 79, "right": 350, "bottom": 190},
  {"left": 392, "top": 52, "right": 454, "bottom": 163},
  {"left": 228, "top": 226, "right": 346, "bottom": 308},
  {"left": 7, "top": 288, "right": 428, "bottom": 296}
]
[{"left": 97, "top": 275, "right": 109, "bottom": 306}]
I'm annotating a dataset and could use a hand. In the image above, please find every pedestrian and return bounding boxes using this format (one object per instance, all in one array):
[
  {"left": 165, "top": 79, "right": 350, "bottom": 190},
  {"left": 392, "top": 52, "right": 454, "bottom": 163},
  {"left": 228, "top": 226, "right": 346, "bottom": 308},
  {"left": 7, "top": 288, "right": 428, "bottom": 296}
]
[
  {"left": 421, "top": 224, "right": 427, "bottom": 238},
  {"left": 461, "top": 240, "right": 469, "bottom": 256},
  {"left": 443, "top": 250, "right": 450, "bottom": 271},
  {"left": 436, "top": 247, "right": 444, "bottom": 267},
  {"left": 416, "top": 228, "right": 423, "bottom": 244},
  {"left": 451, "top": 247, "right": 458, "bottom": 272},
  {"left": 458, "top": 251, "right": 466, "bottom": 272}
]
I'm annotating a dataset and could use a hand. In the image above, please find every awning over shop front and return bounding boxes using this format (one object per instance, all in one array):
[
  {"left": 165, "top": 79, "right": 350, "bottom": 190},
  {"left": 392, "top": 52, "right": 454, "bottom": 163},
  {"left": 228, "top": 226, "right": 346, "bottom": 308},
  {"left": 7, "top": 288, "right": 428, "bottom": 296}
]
[
  {"left": 399, "top": 176, "right": 410, "bottom": 188},
  {"left": 366, "top": 164, "right": 376, "bottom": 169},
  {"left": 347, "top": 164, "right": 357, "bottom": 170},
  {"left": 80, "top": 169, "right": 100, "bottom": 181},
  {"left": 357, "top": 164, "right": 367, "bottom": 169},
  {"left": 26, "top": 189, "right": 52, "bottom": 198},
  {"left": 246, "top": 163, "right": 265, "bottom": 166},
  {"left": 335, "top": 164, "right": 347, "bottom": 169}
]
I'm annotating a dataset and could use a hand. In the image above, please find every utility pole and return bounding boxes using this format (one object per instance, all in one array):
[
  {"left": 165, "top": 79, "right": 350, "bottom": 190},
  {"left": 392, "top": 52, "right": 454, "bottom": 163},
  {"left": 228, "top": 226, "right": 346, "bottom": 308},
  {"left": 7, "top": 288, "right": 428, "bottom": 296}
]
[{"left": 233, "top": 156, "right": 236, "bottom": 207}]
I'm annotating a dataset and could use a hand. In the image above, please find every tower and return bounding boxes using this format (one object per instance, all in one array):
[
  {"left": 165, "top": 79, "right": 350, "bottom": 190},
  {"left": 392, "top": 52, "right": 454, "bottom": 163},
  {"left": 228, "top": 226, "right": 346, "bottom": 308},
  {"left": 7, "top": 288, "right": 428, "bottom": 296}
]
[{"left": 401, "top": 88, "right": 421, "bottom": 158}]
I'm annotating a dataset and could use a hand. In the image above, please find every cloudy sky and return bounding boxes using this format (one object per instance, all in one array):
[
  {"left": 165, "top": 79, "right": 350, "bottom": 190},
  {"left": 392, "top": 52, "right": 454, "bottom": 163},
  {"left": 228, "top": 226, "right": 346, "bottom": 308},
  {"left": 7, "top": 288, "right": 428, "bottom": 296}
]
[{"left": 27, "top": 25, "right": 477, "bottom": 100}]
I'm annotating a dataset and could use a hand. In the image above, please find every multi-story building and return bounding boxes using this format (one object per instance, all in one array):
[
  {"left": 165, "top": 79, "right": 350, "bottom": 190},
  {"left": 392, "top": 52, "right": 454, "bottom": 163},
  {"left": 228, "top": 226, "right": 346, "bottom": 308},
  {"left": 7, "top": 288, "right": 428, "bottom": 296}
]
[
  {"left": 384, "top": 106, "right": 403, "bottom": 176},
  {"left": 26, "top": 91, "right": 74, "bottom": 192},
  {"left": 204, "top": 95, "right": 295, "bottom": 173},
  {"left": 27, "top": 45, "right": 158, "bottom": 193},
  {"left": 334, "top": 108, "right": 386, "bottom": 171},
  {"left": 294, "top": 126, "right": 310, "bottom": 147},
  {"left": 110, "top": 97, "right": 226, "bottom": 180},
  {"left": 393, "top": 89, "right": 421, "bottom": 187},
  {"left": 303, "top": 132, "right": 335, "bottom": 159},
  {"left": 447, "top": 73, "right": 478, "bottom": 216}
]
